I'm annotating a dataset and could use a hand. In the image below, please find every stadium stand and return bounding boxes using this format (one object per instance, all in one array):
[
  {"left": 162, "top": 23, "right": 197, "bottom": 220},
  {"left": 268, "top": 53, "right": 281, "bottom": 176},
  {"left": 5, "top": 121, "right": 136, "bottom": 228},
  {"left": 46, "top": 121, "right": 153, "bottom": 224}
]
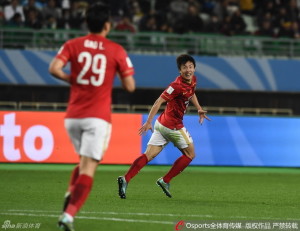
[{"left": 1, "top": 0, "right": 300, "bottom": 39}]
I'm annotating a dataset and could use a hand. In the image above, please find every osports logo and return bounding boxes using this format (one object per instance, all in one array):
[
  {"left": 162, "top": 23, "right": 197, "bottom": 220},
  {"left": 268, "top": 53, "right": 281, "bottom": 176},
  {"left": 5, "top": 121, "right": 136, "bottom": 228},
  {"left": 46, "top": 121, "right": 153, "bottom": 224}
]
[{"left": 175, "top": 220, "right": 185, "bottom": 230}]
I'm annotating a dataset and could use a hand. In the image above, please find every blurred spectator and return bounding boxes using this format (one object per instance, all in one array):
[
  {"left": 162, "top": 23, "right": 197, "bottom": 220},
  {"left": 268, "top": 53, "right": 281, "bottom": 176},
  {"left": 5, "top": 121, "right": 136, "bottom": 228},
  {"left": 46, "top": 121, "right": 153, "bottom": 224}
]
[
  {"left": 213, "top": 0, "right": 231, "bottom": 21},
  {"left": 181, "top": 4, "right": 204, "bottom": 33},
  {"left": 157, "top": 11, "right": 173, "bottom": 33},
  {"left": 6, "top": 12, "right": 24, "bottom": 27},
  {"left": 67, "top": 1, "right": 86, "bottom": 30},
  {"left": 168, "top": 0, "right": 190, "bottom": 33},
  {"left": 44, "top": 15, "right": 57, "bottom": 29},
  {"left": 290, "top": 21, "right": 300, "bottom": 39},
  {"left": 22, "top": 0, "right": 45, "bottom": 9},
  {"left": 255, "top": 19, "right": 275, "bottom": 37},
  {"left": 230, "top": 9, "right": 246, "bottom": 34},
  {"left": 107, "top": 0, "right": 131, "bottom": 23},
  {"left": 1, "top": 1, "right": 11, "bottom": 7},
  {"left": 25, "top": 8, "right": 42, "bottom": 28},
  {"left": 130, "top": 0, "right": 143, "bottom": 28},
  {"left": 226, "top": 1, "right": 240, "bottom": 15},
  {"left": 205, "top": 13, "right": 221, "bottom": 33},
  {"left": 257, "top": 10, "right": 274, "bottom": 30},
  {"left": 256, "top": 0, "right": 276, "bottom": 19},
  {"left": 200, "top": 0, "right": 217, "bottom": 15},
  {"left": 278, "top": 21, "right": 300, "bottom": 38},
  {"left": 159, "top": 20, "right": 173, "bottom": 33},
  {"left": 23, "top": 0, "right": 42, "bottom": 22},
  {"left": 42, "top": 0, "right": 61, "bottom": 21},
  {"left": 115, "top": 16, "right": 136, "bottom": 33},
  {"left": 169, "top": 0, "right": 189, "bottom": 18},
  {"left": 139, "top": 12, "right": 158, "bottom": 32},
  {"left": 138, "top": 9, "right": 170, "bottom": 33},
  {"left": 4, "top": 0, "right": 25, "bottom": 22},
  {"left": 221, "top": 8, "right": 246, "bottom": 35},
  {"left": 220, "top": 14, "right": 233, "bottom": 35},
  {"left": 188, "top": 0, "right": 201, "bottom": 10},
  {"left": 0, "top": 6, "right": 4, "bottom": 25},
  {"left": 273, "top": 6, "right": 293, "bottom": 37},
  {"left": 56, "top": 8, "right": 71, "bottom": 29},
  {"left": 154, "top": 0, "right": 171, "bottom": 14},
  {"left": 286, "top": 0, "right": 299, "bottom": 22},
  {"left": 61, "top": 0, "right": 70, "bottom": 9}
]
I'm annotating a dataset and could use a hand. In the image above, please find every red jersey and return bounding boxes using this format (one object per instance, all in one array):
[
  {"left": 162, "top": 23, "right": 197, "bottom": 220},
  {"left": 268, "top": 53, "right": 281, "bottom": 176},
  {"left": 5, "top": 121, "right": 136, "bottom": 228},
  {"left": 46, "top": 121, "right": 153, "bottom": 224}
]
[
  {"left": 56, "top": 34, "right": 134, "bottom": 122},
  {"left": 158, "top": 75, "right": 196, "bottom": 130}
]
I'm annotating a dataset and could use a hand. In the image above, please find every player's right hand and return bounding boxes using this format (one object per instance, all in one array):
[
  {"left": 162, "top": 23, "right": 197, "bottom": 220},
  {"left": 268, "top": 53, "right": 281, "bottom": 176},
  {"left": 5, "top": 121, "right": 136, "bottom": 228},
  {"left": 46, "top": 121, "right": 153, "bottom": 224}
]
[{"left": 138, "top": 121, "right": 153, "bottom": 135}]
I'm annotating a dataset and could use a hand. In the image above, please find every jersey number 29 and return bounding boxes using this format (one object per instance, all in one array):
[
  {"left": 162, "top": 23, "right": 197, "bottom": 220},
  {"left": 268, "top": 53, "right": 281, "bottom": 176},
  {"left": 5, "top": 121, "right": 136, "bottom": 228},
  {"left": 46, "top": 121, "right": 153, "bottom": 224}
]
[{"left": 76, "top": 52, "right": 107, "bottom": 86}]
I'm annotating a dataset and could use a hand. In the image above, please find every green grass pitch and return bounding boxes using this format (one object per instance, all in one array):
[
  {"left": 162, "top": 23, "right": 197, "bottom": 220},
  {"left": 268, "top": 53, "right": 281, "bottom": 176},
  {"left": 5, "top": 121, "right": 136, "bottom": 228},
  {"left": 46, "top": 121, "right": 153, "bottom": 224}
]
[{"left": 0, "top": 164, "right": 299, "bottom": 231}]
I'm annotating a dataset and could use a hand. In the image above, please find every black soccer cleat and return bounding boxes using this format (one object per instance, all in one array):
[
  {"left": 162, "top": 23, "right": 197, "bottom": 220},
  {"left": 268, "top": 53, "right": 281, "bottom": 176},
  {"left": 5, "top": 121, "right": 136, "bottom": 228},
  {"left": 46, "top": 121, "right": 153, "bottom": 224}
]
[{"left": 118, "top": 176, "right": 127, "bottom": 199}]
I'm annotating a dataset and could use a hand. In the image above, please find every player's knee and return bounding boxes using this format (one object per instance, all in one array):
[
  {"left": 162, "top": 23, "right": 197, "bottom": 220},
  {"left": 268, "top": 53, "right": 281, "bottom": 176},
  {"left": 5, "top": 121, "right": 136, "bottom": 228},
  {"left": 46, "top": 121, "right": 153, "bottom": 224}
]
[
  {"left": 144, "top": 145, "right": 163, "bottom": 161},
  {"left": 180, "top": 147, "right": 195, "bottom": 160},
  {"left": 187, "top": 152, "right": 195, "bottom": 160},
  {"left": 145, "top": 153, "right": 156, "bottom": 161}
]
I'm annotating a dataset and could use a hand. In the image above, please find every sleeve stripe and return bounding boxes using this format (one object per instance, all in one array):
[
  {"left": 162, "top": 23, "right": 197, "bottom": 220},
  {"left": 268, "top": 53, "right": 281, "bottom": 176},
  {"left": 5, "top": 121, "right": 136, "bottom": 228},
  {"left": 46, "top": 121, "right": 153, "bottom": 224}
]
[
  {"left": 161, "top": 93, "right": 171, "bottom": 101},
  {"left": 55, "top": 55, "right": 68, "bottom": 65},
  {"left": 119, "top": 68, "right": 135, "bottom": 78}
]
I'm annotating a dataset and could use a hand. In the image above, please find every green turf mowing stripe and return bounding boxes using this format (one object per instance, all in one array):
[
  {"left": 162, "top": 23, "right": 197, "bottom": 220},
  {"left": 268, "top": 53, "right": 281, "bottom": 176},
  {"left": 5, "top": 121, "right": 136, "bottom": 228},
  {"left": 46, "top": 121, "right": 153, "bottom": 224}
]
[
  {"left": 0, "top": 165, "right": 299, "bottom": 231},
  {"left": 0, "top": 163, "right": 299, "bottom": 174}
]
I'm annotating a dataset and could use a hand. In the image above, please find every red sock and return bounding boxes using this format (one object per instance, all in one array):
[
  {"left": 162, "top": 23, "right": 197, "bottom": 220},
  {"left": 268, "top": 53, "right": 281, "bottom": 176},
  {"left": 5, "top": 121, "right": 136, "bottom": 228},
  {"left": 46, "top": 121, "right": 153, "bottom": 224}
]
[
  {"left": 67, "top": 165, "right": 80, "bottom": 192},
  {"left": 163, "top": 155, "right": 192, "bottom": 183},
  {"left": 65, "top": 174, "right": 93, "bottom": 217},
  {"left": 125, "top": 154, "right": 148, "bottom": 183}
]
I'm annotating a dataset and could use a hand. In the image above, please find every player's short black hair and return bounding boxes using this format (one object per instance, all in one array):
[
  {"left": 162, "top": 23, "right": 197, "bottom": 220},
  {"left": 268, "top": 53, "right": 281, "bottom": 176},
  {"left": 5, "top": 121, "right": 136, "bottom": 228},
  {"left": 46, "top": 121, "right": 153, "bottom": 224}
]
[
  {"left": 86, "top": 1, "right": 111, "bottom": 33},
  {"left": 176, "top": 54, "right": 196, "bottom": 70}
]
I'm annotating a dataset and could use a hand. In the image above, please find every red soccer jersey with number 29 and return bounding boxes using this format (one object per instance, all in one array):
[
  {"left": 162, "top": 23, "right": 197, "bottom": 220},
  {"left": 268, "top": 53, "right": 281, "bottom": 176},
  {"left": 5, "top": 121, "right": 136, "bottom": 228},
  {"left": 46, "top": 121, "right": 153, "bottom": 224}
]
[
  {"left": 158, "top": 75, "right": 196, "bottom": 130},
  {"left": 55, "top": 34, "right": 134, "bottom": 123}
]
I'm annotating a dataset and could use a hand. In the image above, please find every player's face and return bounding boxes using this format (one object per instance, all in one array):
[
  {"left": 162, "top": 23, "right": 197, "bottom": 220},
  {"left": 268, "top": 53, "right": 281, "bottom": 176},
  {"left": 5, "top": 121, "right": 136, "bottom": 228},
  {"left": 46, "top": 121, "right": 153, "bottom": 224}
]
[{"left": 179, "top": 61, "right": 195, "bottom": 83}]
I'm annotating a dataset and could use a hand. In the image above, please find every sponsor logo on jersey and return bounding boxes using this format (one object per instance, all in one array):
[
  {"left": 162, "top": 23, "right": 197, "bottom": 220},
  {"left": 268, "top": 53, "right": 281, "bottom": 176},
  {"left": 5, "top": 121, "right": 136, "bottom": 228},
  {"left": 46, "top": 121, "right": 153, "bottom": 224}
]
[{"left": 166, "top": 86, "right": 174, "bottom": 94}]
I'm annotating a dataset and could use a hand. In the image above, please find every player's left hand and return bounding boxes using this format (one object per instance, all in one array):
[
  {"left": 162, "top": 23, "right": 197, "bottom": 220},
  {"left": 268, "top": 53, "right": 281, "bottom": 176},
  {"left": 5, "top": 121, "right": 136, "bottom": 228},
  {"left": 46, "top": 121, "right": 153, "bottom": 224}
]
[{"left": 198, "top": 109, "right": 211, "bottom": 125}]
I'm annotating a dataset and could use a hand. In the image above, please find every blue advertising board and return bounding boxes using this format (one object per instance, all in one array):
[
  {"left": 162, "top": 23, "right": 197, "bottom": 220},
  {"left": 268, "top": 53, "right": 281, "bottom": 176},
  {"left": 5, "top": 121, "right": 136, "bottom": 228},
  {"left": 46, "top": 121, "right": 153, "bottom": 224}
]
[{"left": 142, "top": 115, "right": 300, "bottom": 167}]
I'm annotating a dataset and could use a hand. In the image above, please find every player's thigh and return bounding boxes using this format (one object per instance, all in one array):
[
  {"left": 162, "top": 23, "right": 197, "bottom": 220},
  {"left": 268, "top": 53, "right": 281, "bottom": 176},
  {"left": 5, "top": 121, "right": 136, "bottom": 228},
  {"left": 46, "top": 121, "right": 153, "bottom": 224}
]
[
  {"left": 80, "top": 118, "right": 112, "bottom": 161},
  {"left": 147, "top": 122, "right": 168, "bottom": 147},
  {"left": 79, "top": 155, "right": 99, "bottom": 177},
  {"left": 64, "top": 118, "right": 82, "bottom": 153},
  {"left": 163, "top": 126, "right": 193, "bottom": 150},
  {"left": 146, "top": 123, "right": 168, "bottom": 160},
  {"left": 144, "top": 145, "right": 164, "bottom": 161}
]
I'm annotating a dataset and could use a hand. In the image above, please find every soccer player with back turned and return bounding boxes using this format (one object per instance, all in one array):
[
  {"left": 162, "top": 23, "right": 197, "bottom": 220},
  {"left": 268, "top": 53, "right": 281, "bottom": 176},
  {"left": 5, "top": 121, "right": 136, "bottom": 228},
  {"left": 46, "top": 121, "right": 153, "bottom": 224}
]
[
  {"left": 118, "top": 54, "right": 210, "bottom": 199},
  {"left": 49, "top": 2, "right": 135, "bottom": 231}
]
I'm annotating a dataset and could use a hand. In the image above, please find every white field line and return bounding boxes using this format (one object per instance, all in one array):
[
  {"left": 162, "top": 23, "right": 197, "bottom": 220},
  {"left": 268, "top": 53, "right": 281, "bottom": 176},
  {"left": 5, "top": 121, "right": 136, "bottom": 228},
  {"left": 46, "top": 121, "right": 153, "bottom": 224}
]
[
  {"left": 2, "top": 209, "right": 300, "bottom": 221},
  {"left": 7, "top": 209, "right": 213, "bottom": 218},
  {"left": 0, "top": 212, "right": 173, "bottom": 225}
]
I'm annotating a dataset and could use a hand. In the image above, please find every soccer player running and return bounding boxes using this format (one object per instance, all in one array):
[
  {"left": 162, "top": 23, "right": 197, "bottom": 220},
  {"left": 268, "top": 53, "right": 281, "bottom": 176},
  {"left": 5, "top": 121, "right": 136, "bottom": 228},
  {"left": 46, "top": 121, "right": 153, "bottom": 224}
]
[
  {"left": 118, "top": 54, "right": 210, "bottom": 199},
  {"left": 49, "top": 2, "right": 135, "bottom": 231}
]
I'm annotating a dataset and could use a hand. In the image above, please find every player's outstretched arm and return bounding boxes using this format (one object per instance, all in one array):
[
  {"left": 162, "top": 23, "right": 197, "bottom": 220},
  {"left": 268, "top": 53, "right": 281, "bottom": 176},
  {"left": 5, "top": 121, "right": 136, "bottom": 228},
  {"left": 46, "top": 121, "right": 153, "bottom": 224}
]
[
  {"left": 138, "top": 96, "right": 166, "bottom": 135},
  {"left": 190, "top": 94, "right": 211, "bottom": 125},
  {"left": 49, "top": 58, "right": 70, "bottom": 83}
]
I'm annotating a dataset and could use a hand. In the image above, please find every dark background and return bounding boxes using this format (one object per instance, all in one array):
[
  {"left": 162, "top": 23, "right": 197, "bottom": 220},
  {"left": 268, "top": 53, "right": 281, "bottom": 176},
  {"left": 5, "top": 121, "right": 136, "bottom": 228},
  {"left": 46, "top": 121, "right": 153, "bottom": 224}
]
[{"left": 1, "top": 84, "right": 299, "bottom": 115}]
